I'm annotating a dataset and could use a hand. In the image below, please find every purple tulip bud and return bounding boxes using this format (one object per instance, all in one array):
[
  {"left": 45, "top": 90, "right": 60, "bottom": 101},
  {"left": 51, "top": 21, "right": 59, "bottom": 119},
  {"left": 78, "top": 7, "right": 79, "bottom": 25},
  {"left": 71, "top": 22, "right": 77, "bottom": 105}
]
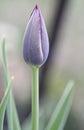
[{"left": 23, "top": 5, "right": 49, "bottom": 67}]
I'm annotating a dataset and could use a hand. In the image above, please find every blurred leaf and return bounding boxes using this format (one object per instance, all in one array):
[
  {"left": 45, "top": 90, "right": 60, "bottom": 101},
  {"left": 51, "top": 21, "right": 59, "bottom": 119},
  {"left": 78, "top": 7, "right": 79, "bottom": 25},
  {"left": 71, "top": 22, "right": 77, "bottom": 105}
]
[
  {"left": 12, "top": 96, "right": 21, "bottom": 130},
  {"left": 22, "top": 113, "right": 45, "bottom": 130},
  {"left": 1, "top": 36, "right": 8, "bottom": 90},
  {"left": 1, "top": 36, "right": 21, "bottom": 130},
  {"left": 22, "top": 116, "right": 31, "bottom": 130},
  {"left": 0, "top": 77, "right": 13, "bottom": 130},
  {"left": 46, "top": 80, "right": 74, "bottom": 130}
]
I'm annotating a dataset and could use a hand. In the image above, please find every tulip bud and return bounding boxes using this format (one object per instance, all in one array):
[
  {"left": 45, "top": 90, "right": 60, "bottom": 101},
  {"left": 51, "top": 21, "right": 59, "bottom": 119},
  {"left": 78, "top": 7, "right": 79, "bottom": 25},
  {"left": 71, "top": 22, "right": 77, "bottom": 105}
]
[{"left": 23, "top": 5, "right": 49, "bottom": 67}]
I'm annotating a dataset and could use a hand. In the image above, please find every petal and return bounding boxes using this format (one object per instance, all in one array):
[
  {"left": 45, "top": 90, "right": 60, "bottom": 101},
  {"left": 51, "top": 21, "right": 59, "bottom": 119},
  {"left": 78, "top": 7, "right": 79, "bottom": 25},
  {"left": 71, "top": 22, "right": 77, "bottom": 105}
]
[{"left": 23, "top": 5, "right": 49, "bottom": 66}]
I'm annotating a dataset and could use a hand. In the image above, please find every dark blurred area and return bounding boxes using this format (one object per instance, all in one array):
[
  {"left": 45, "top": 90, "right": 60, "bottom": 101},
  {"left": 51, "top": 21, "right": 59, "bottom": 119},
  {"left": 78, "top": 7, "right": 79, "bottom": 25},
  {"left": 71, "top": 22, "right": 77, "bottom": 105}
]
[{"left": 0, "top": 0, "right": 84, "bottom": 130}]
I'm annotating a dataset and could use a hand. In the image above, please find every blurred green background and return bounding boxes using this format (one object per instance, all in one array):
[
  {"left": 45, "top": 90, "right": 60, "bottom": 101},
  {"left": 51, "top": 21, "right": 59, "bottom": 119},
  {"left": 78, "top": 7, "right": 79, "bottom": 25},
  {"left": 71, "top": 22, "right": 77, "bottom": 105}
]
[{"left": 0, "top": 0, "right": 84, "bottom": 130}]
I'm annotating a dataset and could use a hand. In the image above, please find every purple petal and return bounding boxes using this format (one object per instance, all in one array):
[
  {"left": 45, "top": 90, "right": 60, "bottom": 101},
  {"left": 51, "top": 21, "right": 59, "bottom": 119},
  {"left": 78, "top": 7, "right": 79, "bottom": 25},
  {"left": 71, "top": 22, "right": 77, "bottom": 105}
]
[{"left": 23, "top": 5, "right": 49, "bottom": 66}]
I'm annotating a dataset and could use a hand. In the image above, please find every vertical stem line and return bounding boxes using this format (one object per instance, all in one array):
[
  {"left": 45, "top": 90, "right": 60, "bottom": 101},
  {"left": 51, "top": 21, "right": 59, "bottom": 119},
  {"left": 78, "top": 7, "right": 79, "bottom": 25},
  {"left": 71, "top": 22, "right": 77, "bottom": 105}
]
[{"left": 32, "top": 67, "right": 39, "bottom": 130}]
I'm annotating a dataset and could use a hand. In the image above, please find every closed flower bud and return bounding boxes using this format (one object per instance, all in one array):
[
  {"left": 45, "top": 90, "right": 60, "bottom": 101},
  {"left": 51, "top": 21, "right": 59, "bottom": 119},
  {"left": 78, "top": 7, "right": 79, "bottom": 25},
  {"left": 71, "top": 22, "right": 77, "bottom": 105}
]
[{"left": 23, "top": 5, "right": 49, "bottom": 67}]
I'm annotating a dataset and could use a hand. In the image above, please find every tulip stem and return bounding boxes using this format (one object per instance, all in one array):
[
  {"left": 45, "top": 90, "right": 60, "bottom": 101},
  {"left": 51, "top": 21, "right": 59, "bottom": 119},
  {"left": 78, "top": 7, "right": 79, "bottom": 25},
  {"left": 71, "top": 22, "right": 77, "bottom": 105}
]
[{"left": 32, "top": 66, "right": 39, "bottom": 130}]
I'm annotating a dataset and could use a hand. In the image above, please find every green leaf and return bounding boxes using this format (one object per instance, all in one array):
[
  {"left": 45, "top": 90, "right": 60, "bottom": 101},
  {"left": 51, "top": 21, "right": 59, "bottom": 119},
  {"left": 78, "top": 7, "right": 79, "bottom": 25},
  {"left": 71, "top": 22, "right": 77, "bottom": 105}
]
[
  {"left": 46, "top": 80, "right": 74, "bottom": 130},
  {"left": 12, "top": 96, "right": 21, "bottom": 130},
  {"left": 21, "top": 113, "right": 45, "bottom": 130},
  {"left": 1, "top": 36, "right": 8, "bottom": 87},
  {"left": 0, "top": 77, "right": 13, "bottom": 130},
  {"left": 21, "top": 116, "right": 31, "bottom": 130},
  {"left": 1, "top": 36, "right": 21, "bottom": 130}
]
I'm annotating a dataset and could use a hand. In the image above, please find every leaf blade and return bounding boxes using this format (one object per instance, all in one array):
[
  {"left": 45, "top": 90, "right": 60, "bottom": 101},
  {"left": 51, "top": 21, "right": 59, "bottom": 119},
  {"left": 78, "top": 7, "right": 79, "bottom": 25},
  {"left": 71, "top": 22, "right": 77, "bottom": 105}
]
[
  {"left": 12, "top": 96, "right": 21, "bottom": 130},
  {"left": 46, "top": 80, "right": 74, "bottom": 130},
  {"left": 1, "top": 36, "right": 21, "bottom": 130},
  {"left": 21, "top": 113, "right": 46, "bottom": 130},
  {"left": 0, "top": 77, "right": 13, "bottom": 130}
]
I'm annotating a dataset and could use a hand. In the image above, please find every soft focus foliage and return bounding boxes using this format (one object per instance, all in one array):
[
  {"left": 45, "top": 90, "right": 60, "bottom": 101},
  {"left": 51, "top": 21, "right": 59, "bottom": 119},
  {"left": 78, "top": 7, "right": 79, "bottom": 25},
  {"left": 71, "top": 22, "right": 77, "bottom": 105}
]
[{"left": 0, "top": 0, "right": 84, "bottom": 130}]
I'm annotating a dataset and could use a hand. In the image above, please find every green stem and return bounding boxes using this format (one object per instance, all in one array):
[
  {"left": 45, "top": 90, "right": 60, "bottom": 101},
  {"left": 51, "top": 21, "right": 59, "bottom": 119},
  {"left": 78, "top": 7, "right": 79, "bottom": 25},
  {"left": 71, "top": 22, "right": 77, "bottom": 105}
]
[{"left": 32, "top": 67, "right": 39, "bottom": 130}]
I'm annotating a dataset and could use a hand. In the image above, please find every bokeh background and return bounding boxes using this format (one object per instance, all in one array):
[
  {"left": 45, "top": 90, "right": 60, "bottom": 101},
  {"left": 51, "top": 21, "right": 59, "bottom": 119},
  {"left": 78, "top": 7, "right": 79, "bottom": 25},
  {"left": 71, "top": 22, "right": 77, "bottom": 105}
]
[{"left": 0, "top": 0, "right": 84, "bottom": 129}]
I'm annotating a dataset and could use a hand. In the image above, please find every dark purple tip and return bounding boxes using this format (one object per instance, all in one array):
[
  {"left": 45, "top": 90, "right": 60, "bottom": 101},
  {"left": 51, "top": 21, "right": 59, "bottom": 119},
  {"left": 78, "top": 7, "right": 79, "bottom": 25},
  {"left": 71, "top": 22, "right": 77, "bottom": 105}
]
[{"left": 35, "top": 4, "right": 38, "bottom": 9}]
